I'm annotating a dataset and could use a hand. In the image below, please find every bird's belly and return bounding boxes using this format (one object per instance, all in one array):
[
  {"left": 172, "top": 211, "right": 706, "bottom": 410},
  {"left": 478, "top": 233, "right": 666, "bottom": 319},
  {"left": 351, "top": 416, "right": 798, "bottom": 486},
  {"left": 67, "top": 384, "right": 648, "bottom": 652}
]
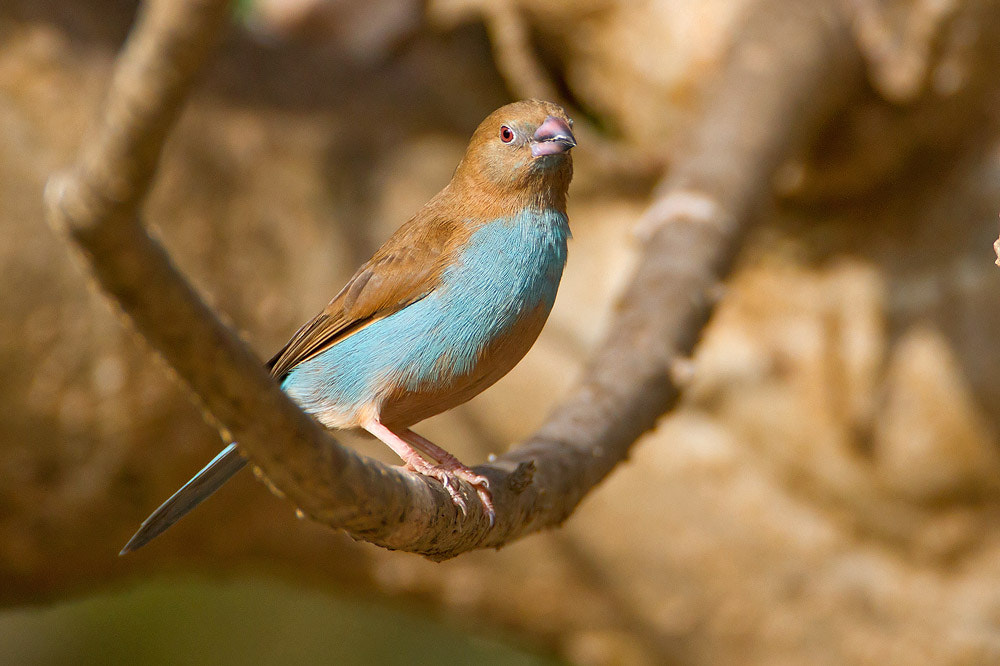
[{"left": 376, "top": 301, "right": 550, "bottom": 428}]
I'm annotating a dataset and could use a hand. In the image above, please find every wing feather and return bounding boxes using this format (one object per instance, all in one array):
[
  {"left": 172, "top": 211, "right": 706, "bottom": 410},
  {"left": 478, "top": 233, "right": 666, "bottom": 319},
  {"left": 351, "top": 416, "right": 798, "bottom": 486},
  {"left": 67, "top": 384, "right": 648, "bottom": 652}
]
[{"left": 266, "top": 212, "right": 464, "bottom": 380}]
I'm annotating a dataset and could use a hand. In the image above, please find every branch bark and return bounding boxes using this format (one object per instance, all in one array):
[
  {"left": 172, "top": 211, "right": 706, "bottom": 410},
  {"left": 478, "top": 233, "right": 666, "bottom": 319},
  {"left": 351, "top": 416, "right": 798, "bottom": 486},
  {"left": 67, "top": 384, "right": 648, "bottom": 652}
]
[{"left": 43, "top": 0, "right": 860, "bottom": 560}]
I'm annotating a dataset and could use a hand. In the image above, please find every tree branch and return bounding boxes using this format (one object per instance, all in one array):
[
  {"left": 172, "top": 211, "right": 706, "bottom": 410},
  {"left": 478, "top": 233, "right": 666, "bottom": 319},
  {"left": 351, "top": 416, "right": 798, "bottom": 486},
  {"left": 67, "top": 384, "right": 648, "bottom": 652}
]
[{"left": 43, "top": 0, "right": 860, "bottom": 560}]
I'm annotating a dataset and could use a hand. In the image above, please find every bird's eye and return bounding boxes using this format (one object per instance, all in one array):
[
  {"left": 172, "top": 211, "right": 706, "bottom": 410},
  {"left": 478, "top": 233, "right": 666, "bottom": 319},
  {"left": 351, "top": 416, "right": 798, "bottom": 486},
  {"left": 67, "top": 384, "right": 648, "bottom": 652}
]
[{"left": 499, "top": 125, "right": 515, "bottom": 143}]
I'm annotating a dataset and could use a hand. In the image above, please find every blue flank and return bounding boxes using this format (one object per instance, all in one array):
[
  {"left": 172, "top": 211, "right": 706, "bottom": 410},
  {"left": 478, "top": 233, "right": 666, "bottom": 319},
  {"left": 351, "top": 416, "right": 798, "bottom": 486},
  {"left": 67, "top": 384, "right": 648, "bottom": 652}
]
[{"left": 281, "top": 208, "right": 570, "bottom": 416}]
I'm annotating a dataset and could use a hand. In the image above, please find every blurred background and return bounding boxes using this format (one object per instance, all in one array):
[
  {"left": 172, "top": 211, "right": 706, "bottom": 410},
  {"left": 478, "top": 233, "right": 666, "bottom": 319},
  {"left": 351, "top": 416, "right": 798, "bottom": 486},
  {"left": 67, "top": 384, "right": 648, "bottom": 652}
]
[{"left": 3, "top": 0, "right": 1000, "bottom": 663}]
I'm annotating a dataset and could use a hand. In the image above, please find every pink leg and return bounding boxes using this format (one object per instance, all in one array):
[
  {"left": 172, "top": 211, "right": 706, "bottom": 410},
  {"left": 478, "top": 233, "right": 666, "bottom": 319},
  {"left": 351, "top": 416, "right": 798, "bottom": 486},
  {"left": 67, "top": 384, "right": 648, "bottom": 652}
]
[{"left": 363, "top": 419, "right": 495, "bottom": 525}]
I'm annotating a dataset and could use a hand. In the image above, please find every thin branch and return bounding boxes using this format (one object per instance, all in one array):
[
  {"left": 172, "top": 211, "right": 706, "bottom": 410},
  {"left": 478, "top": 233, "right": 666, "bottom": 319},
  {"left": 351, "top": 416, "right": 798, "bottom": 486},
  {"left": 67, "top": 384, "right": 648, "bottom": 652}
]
[
  {"left": 482, "top": 4, "right": 560, "bottom": 102},
  {"left": 44, "top": 0, "right": 860, "bottom": 560}
]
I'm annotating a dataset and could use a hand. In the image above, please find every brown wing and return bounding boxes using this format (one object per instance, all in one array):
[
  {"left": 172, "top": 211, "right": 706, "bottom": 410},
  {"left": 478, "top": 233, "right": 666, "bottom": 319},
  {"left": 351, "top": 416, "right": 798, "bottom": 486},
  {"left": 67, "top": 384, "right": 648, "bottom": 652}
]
[{"left": 265, "top": 212, "right": 463, "bottom": 380}]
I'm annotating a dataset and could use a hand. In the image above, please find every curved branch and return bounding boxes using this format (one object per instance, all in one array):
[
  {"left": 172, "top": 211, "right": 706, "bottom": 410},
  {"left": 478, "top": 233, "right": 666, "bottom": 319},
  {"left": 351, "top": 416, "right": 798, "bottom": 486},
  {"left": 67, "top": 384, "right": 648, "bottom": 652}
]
[{"left": 44, "top": 0, "right": 860, "bottom": 560}]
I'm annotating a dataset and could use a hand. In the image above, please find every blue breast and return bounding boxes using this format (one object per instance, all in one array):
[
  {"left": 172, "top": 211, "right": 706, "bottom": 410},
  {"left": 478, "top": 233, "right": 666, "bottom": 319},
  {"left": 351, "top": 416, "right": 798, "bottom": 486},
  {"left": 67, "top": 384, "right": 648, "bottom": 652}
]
[{"left": 281, "top": 208, "right": 569, "bottom": 424}]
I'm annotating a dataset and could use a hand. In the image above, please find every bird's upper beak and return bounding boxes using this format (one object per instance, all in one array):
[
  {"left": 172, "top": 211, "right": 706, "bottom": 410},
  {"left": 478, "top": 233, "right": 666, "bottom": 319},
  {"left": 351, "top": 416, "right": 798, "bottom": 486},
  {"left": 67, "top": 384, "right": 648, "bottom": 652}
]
[{"left": 530, "top": 116, "right": 576, "bottom": 157}]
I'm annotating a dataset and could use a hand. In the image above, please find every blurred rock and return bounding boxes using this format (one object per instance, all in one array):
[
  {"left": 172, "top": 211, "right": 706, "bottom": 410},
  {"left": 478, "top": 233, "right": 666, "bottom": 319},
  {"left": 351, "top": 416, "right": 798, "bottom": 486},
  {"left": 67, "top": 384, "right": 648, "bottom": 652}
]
[
  {"left": 875, "top": 325, "right": 1000, "bottom": 501},
  {"left": 691, "top": 257, "right": 886, "bottom": 500}
]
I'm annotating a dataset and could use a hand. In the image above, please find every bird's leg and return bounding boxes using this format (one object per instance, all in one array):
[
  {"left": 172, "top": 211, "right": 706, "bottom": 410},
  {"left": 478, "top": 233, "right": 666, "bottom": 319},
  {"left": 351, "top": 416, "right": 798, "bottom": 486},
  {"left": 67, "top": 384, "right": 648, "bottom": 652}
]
[
  {"left": 400, "top": 428, "right": 494, "bottom": 525},
  {"left": 362, "top": 419, "right": 493, "bottom": 524}
]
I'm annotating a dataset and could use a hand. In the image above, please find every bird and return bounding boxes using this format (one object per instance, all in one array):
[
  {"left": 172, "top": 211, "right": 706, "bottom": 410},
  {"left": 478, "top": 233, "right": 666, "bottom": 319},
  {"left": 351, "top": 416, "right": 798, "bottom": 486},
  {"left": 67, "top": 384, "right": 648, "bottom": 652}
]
[{"left": 119, "top": 99, "right": 576, "bottom": 555}]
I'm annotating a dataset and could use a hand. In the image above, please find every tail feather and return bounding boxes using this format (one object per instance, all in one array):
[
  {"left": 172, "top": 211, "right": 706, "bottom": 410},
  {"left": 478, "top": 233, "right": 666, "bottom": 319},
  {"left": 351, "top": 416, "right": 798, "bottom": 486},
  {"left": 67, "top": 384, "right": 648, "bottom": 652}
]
[{"left": 119, "top": 443, "right": 247, "bottom": 555}]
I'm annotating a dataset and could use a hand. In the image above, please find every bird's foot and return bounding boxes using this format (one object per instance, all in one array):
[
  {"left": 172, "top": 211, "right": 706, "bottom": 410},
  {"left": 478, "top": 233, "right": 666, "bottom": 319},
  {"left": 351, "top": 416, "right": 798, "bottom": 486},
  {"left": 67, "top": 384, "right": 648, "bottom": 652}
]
[
  {"left": 363, "top": 419, "right": 496, "bottom": 526},
  {"left": 404, "top": 456, "right": 495, "bottom": 526},
  {"left": 399, "top": 428, "right": 495, "bottom": 526}
]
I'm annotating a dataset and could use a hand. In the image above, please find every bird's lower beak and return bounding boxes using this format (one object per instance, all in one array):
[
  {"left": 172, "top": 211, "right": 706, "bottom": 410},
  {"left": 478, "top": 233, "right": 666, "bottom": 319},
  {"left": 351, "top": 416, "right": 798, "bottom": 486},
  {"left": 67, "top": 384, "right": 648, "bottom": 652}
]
[{"left": 531, "top": 116, "right": 576, "bottom": 157}]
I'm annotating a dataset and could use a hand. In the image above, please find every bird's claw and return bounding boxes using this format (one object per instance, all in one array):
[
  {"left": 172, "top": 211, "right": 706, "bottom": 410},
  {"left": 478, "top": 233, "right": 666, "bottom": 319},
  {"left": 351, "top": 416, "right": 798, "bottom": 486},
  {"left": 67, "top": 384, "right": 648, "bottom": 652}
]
[
  {"left": 437, "top": 471, "right": 468, "bottom": 516},
  {"left": 450, "top": 468, "right": 494, "bottom": 527},
  {"left": 405, "top": 460, "right": 494, "bottom": 525}
]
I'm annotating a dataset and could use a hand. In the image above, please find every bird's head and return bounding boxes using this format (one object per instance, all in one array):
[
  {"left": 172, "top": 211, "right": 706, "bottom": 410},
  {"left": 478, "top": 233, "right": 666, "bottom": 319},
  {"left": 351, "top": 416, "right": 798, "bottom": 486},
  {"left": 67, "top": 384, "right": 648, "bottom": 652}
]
[{"left": 451, "top": 99, "right": 575, "bottom": 212}]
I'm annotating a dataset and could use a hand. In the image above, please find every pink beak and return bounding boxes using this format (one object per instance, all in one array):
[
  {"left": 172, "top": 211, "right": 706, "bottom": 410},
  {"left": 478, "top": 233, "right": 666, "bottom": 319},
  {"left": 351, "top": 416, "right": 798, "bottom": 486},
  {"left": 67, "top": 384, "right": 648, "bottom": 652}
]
[{"left": 531, "top": 116, "right": 576, "bottom": 157}]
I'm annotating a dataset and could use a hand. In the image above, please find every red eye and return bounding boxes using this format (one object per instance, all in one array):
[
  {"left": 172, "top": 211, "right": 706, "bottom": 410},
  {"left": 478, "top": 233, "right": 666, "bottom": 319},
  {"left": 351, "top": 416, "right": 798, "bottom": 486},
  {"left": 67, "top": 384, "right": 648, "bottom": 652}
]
[{"left": 499, "top": 125, "right": 515, "bottom": 143}]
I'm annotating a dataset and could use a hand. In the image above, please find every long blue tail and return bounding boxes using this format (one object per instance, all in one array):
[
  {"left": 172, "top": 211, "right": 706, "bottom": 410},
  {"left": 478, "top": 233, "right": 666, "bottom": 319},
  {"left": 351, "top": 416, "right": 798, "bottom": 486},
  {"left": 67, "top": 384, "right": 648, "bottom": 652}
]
[{"left": 119, "top": 443, "right": 247, "bottom": 555}]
